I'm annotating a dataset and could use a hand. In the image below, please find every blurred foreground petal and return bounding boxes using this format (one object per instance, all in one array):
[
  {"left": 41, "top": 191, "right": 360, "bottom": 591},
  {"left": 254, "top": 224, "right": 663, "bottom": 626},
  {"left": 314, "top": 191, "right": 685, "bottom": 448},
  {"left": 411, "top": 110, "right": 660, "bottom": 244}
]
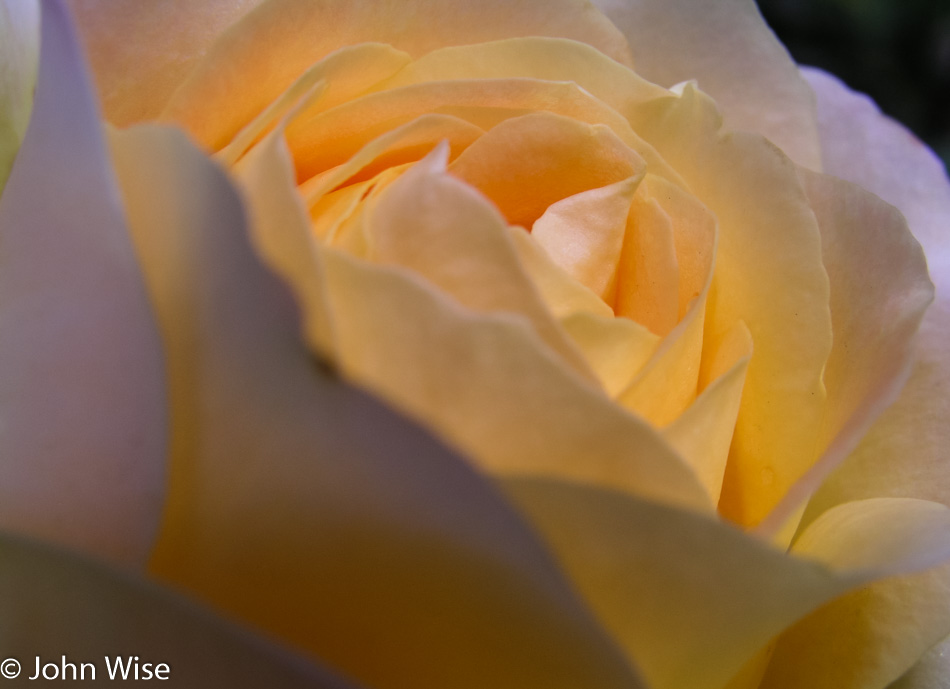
[
  {"left": 109, "top": 124, "right": 646, "bottom": 689},
  {"left": 0, "top": 0, "right": 166, "bottom": 567},
  {"left": 0, "top": 532, "right": 360, "bottom": 688}
]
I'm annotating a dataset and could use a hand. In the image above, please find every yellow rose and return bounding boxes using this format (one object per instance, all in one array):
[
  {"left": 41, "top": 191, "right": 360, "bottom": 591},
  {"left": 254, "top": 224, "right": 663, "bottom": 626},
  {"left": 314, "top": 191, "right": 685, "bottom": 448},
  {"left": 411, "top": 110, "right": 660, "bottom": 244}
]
[{"left": 1, "top": 1, "right": 949, "bottom": 688}]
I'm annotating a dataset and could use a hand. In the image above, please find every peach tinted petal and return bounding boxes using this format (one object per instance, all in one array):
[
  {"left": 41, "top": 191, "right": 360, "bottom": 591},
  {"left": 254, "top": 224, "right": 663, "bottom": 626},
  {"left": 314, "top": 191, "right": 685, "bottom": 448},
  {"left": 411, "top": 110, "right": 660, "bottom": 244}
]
[
  {"left": 798, "top": 67, "right": 950, "bottom": 518},
  {"left": 161, "top": 0, "right": 630, "bottom": 152},
  {"left": 67, "top": 0, "right": 261, "bottom": 126},
  {"left": 217, "top": 43, "right": 412, "bottom": 163},
  {"left": 634, "top": 85, "right": 832, "bottom": 527},
  {"left": 0, "top": 0, "right": 38, "bottom": 192},
  {"left": 365, "top": 144, "right": 595, "bottom": 380},
  {"left": 592, "top": 0, "right": 822, "bottom": 169},
  {"left": 509, "top": 226, "right": 615, "bottom": 319},
  {"left": 449, "top": 112, "right": 644, "bottom": 227},
  {"left": 0, "top": 533, "right": 358, "bottom": 688},
  {"left": 0, "top": 0, "right": 166, "bottom": 567},
  {"left": 110, "top": 124, "right": 646, "bottom": 689},
  {"left": 532, "top": 177, "right": 639, "bottom": 301}
]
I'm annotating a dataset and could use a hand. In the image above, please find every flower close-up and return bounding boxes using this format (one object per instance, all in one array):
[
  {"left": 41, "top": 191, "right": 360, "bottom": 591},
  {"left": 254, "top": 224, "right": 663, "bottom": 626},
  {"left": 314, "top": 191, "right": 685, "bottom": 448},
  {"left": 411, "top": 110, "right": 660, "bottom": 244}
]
[{"left": 2, "top": 0, "right": 950, "bottom": 687}]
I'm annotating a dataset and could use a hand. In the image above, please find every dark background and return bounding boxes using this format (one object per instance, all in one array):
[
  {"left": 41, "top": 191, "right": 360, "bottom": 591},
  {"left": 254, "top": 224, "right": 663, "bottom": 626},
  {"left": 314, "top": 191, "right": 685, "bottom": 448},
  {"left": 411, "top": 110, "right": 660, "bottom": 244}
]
[{"left": 757, "top": 0, "right": 950, "bottom": 170}]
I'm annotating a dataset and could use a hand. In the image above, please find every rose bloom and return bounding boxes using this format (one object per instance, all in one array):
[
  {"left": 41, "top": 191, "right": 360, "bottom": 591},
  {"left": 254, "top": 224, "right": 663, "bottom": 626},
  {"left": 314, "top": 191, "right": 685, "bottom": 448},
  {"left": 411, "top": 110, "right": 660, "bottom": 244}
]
[{"left": 1, "top": 0, "right": 949, "bottom": 687}]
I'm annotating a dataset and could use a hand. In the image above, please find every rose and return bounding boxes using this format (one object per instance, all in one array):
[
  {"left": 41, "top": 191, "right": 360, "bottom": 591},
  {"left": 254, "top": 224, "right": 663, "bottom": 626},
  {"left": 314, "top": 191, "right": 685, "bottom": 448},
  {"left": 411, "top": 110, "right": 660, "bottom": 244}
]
[{"left": 1, "top": 1, "right": 949, "bottom": 688}]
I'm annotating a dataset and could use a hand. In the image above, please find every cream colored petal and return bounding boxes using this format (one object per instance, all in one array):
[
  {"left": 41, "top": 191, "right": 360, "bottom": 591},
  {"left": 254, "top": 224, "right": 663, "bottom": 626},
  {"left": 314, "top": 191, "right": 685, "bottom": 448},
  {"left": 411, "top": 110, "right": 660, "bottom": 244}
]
[
  {"left": 0, "top": 0, "right": 166, "bottom": 567},
  {"left": 532, "top": 177, "right": 640, "bottom": 300},
  {"left": 288, "top": 77, "right": 681, "bottom": 186},
  {"left": 760, "top": 170, "right": 933, "bottom": 537},
  {"left": 379, "top": 37, "right": 667, "bottom": 110},
  {"left": 504, "top": 480, "right": 950, "bottom": 689},
  {"left": 592, "top": 0, "right": 822, "bottom": 169},
  {"left": 161, "top": 0, "right": 630, "bottom": 153},
  {"left": 365, "top": 144, "right": 595, "bottom": 381},
  {"left": 889, "top": 633, "right": 950, "bottom": 689},
  {"left": 0, "top": 0, "right": 38, "bottom": 193},
  {"left": 67, "top": 0, "right": 261, "bottom": 126},
  {"left": 323, "top": 247, "right": 710, "bottom": 513},
  {"left": 797, "top": 67, "right": 950, "bottom": 518},
  {"left": 664, "top": 321, "right": 752, "bottom": 502},
  {"left": 634, "top": 84, "right": 832, "bottom": 527},
  {"left": 110, "top": 124, "right": 646, "bottom": 689},
  {"left": 450, "top": 112, "right": 644, "bottom": 227},
  {"left": 760, "top": 499, "right": 950, "bottom": 689},
  {"left": 0, "top": 533, "right": 358, "bottom": 688},
  {"left": 509, "top": 226, "right": 615, "bottom": 319}
]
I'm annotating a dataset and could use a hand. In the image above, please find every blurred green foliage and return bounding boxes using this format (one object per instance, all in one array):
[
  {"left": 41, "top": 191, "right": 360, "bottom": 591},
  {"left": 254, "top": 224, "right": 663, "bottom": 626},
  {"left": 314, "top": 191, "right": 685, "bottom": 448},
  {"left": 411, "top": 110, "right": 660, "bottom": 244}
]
[{"left": 757, "top": 0, "right": 950, "bottom": 170}]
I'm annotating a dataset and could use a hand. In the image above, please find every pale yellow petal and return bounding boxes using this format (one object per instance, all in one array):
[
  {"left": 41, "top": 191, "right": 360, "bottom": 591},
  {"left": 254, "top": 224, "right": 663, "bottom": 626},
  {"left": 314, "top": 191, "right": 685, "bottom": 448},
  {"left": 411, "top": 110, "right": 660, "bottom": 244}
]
[
  {"left": 67, "top": 0, "right": 261, "bottom": 126},
  {"left": 561, "top": 312, "right": 659, "bottom": 398},
  {"left": 0, "top": 0, "right": 166, "bottom": 567},
  {"left": 504, "top": 481, "right": 950, "bottom": 689},
  {"left": 592, "top": 0, "right": 822, "bottom": 169},
  {"left": 532, "top": 177, "right": 640, "bottom": 300},
  {"left": 0, "top": 0, "right": 38, "bottom": 193},
  {"left": 0, "top": 533, "right": 363, "bottom": 688},
  {"left": 110, "top": 123, "right": 646, "bottom": 689},
  {"left": 664, "top": 321, "right": 752, "bottom": 502},
  {"left": 379, "top": 36, "right": 667, "bottom": 111},
  {"left": 323, "top": 247, "right": 710, "bottom": 512},
  {"left": 760, "top": 499, "right": 950, "bottom": 689},
  {"left": 634, "top": 84, "right": 832, "bottom": 527},
  {"left": 161, "top": 0, "right": 630, "bottom": 151}
]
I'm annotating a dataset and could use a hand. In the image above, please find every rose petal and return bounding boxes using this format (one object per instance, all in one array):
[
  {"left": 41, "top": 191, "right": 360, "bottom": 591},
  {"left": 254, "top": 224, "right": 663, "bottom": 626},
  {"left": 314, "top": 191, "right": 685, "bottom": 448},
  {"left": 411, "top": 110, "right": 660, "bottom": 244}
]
[
  {"left": 161, "top": 0, "right": 631, "bottom": 150},
  {"left": 634, "top": 84, "right": 833, "bottom": 527},
  {"left": 889, "top": 633, "right": 950, "bottom": 689},
  {"left": 663, "top": 320, "right": 753, "bottom": 502},
  {"left": 0, "top": 0, "right": 38, "bottom": 192},
  {"left": 798, "top": 67, "right": 950, "bottom": 517},
  {"left": 760, "top": 170, "right": 933, "bottom": 537},
  {"left": 323, "top": 245, "right": 709, "bottom": 511},
  {"left": 532, "top": 177, "right": 639, "bottom": 301},
  {"left": 0, "top": 532, "right": 359, "bottom": 688},
  {"left": 760, "top": 500, "right": 950, "bottom": 689},
  {"left": 288, "top": 77, "right": 679, "bottom": 185},
  {"left": 109, "top": 123, "right": 647, "bottom": 689},
  {"left": 504, "top": 480, "right": 950, "bottom": 689},
  {"left": 0, "top": 0, "right": 166, "bottom": 567},
  {"left": 365, "top": 143, "right": 596, "bottom": 380},
  {"left": 592, "top": 0, "right": 822, "bottom": 169},
  {"left": 67, "top": 0, "right": 261, "bottom": 126}
]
